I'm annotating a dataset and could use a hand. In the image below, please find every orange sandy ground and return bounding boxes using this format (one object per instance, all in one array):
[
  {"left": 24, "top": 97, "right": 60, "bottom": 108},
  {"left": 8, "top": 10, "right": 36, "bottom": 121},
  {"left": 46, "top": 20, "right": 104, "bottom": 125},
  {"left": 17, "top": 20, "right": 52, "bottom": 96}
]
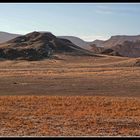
[{"left": 0, "top": 96, "right": 140, "bottom": 136}]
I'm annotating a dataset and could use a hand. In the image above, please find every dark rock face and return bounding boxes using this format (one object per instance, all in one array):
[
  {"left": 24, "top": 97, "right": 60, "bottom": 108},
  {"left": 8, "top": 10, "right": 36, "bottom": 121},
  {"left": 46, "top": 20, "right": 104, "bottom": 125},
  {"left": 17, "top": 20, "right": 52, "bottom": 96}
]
[
  {"left": 8, "top": 31, "right": 56, "bottom": 44},
  {"left": 0, "top": 44, "right": 53, "bottom": 61},
  {"left": 101, "top": 48, "right": 122, "bottom": 56},
  {"left": 0, "top": 31, "right": 82, "bottom": 60},
  {"left": 0, "top": 44, "right": 54, "bottom": 60}
]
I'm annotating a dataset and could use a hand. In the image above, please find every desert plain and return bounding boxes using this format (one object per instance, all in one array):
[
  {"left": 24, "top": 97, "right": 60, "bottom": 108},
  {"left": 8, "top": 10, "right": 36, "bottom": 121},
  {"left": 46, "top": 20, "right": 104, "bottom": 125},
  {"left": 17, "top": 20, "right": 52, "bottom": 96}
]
[{"left": 0, "top": 54, "right": 140, "bottom": 136}]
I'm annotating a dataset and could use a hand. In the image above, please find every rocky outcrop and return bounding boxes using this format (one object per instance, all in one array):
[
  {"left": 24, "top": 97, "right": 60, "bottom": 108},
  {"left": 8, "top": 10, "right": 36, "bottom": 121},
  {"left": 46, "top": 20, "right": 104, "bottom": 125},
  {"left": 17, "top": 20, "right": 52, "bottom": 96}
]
[
  {"left": 101, "top": 48, "right": 122, "bottom": 56},
  {"left": 100, "top": 41, "right": 140, "bottom": 58},
  {"left": 103, "top": 35, "right": 140, "bottom": 48},
  {"left": 110, "top": 41, "right": 140, "bottom": 58},
  {"left": 0, "top": 31, "right": 95, "bottom": 60},
  {"left": 90, "top": 44, "right": 104, "bottom": 54}
]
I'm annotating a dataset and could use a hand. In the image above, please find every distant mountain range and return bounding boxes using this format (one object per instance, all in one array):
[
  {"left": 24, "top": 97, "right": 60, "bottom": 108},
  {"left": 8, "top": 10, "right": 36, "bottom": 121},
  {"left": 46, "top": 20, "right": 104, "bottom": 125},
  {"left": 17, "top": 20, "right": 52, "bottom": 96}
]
[
  {"left": 0, "top": 31, "right": 140, "bottom": 58},
  {"left": 0, "top": 32, "right": 20, "bottom": 43},
  {"left": 58, "top": 36, "right": 92, "bottom": 50},
  {"left": 105, "top": 40, "right": 140, "bottom": 57},
  {"left": 90, "top": 35, "right": 140, "bottom": 48},
  {"left": 88, "top": 39, "right": 104, "bottom": 48},
  {"left": 90, "top": 35, "right": 140, "bottom": 57}
]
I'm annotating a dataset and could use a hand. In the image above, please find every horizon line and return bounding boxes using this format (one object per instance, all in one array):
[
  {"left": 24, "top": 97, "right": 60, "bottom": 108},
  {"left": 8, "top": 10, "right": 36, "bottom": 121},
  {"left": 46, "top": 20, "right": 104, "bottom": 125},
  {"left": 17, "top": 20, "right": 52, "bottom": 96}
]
[{"left": 1, "top": 30, "right": 140, "bottom": 42}]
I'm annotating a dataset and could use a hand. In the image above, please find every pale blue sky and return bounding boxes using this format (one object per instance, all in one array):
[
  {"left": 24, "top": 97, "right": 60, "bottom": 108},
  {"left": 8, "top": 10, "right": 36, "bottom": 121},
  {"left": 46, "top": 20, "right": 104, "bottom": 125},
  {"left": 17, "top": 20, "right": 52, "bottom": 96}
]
[{"left": 0, "top": 3, "right": 140, "bottom": 41}]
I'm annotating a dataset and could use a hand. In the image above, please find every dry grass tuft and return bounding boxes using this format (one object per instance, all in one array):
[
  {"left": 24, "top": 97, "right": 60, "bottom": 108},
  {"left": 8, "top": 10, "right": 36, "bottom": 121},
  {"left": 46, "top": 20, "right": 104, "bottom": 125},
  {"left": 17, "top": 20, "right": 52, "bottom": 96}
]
[{"left": 0, "top": 96, "right": 140, "bottom": 136}]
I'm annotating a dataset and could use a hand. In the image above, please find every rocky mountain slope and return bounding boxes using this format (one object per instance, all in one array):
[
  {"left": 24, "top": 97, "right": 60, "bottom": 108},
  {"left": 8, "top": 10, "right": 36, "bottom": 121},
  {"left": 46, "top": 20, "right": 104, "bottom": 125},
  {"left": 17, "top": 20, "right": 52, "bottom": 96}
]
[
  {"left": 0, "top": 31, "right": 95, "bottom": 60},
  {"left": 0, "top": 31, "right": 140, "bottom": 58},
  {"left": 100, "top": 40, "right": 140, "bottom": 57},
  {"left": 89, "top": 35, "right": 140, "bottom": 58},
  {"left": 90, "top": 35, "right": 140, "bottom": 48},
  {"left": 58, "top": 36, "right": 92, "bottom": 50},
  {"left": 88, "top": 39, "right": 105, "bottom": 47},
  {"left": 103, "top": 35, "right": 140, "bottom": 49},
  {"left": 110, "top": 41, "right": 140, "bottom": 57},
  {"left": 89, "top": 44, "right": 104, "bottom": 54}
]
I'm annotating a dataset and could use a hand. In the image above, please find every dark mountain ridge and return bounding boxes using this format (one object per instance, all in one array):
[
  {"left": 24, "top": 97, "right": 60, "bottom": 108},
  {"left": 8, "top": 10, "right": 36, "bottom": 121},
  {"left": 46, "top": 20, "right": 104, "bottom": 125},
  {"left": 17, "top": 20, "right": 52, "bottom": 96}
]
[{"left": 0, "top": 31, "right": 95, "bottom": 60}]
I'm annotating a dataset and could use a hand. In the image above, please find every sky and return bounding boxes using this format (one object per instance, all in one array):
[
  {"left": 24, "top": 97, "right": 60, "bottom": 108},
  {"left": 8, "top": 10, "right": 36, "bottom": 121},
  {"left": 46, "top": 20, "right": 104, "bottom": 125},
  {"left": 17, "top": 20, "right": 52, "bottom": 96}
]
[{"left": 0, "top": 3, "right": 140, "bottom": 41}]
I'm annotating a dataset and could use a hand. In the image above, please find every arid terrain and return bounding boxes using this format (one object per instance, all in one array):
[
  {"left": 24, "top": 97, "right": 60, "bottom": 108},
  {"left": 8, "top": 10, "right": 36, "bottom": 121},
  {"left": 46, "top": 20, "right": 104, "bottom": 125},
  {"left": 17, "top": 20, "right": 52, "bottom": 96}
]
[
  {"left": 0, "top": 96, "right": 140, "bottom": 136},
  {"left": 1, "top": 2, "right": 140, "bottom": 137},
  {"left": 0, "top": 54, "right": 139, "bottom": 96},
  {"left": 0, "top": 54, "right": 140, "bottom": 136}
]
